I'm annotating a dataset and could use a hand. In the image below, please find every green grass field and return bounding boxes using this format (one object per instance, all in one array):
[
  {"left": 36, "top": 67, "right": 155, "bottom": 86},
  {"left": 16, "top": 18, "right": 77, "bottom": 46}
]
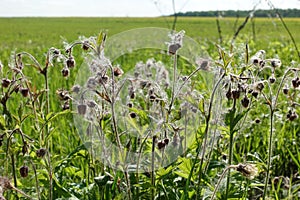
[{"left": 0, "top": 17, "right": 300, "bottom": 200}]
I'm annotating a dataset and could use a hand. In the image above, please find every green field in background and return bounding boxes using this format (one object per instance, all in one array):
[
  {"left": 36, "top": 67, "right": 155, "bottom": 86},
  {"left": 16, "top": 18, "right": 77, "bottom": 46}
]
[{"left": 0, "top": 17, "right": 299, "bottom": 51}]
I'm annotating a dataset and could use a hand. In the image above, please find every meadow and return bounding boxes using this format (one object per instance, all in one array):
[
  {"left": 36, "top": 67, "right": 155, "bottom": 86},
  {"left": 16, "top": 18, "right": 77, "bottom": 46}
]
[{"left": 0, "top": 16, "right": 299, "bottom": 200}]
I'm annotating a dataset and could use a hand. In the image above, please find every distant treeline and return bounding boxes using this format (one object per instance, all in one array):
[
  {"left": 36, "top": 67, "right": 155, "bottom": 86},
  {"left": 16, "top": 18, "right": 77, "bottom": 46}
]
[{"left": 172, "top": 9, "right": 300, "bottom": 18}]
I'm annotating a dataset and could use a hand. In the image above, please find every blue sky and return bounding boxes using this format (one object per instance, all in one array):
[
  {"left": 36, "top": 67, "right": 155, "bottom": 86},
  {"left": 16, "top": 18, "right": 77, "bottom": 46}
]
[{"left": 0, "top": 0, "right": 299, "bottom": 17}]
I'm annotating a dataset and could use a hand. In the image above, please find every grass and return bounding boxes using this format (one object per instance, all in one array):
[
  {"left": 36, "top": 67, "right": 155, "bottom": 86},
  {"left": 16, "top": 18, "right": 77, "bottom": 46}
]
[{"left": 0, "top": 16, "right": 299, "bottom": 200}]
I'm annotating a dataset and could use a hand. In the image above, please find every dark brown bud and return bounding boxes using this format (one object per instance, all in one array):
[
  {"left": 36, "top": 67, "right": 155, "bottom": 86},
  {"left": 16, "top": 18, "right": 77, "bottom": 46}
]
[
  {"left": 56, "top": 89, "right": 70, "bottom": 101},
  {"left": 113, "top": 67, "right": 123, "bottom": 77},
  {"left": 53, "top": 49, "right": 60, "bottom": 55},
  {"left": 256, "top": 82, "right": 264, "bottom": 92},
  {"left": 87, "top": 100, "right": 97, "bottom": 108},
  {"left": 157, "top": 140, "right": 166, "bottom": 150},
  {"left": 20, "top": 166, "right": 29, "bottom": 177},
  {"left": 269, "top": 75, "right": 276, "bottom": 84},
  {"left": 22, "top": 143, "right": 28, "bottom": 155},
  {"left": 283, "top": 87, "right": 289, "bottom": 95},
  {"left": 292, "top": 77, "right": 300, "bottom": 88},
  {"left": 20, "top": 88, "right": 29, "bottom": 97},
  {"left": 82, "top": 40, "right": 89, "bottom": 50},
  {"left": 226, "top": 89, "right": 232, "bottom": 100},
  {"left": 61, "top": 67, "right": 70, "bottom": 77},
  {"left": 77, "top": 104, "right": 87, "bottom": 115},
  {"left": 62, "top": 101, "right": 70, "bottom": 110},
  {"left": 66, "top": 56, "right": 75, "bottom": 68},
  {"left": 2, "top": 78, "right": 11, "bottom": 88},
  {"left": 168, "top": 43, "right": 181, "bottom": 55},
  {"left": 71, "top": 85, "right": 81, "bottom": 93},
  {"left": 164, "top": 138, "right": 170, "bottom": 145},
  {"left": 129, "top": 112, "right": 137, "bottom": 118},
  {"left": 255, "top": 118, "right": 261, "bottom": 124},
  {"left": 241, "top": 96, "right": 250, "bottom": 108},
  {"left": 232, "top": 89, "right": 240, "bottom": 99},
  {"left": 252, "top": 91, "right": 259, "bottom": 98},
  {"left": 127, "top": 102, "right": 133, "bottom": 108},
  {"left": 129, "top": 87, "right": 135, "bottom": 99},
  {"left": 36, "top": 148, "right": 46, "bottom": 158},
  {"left": 149, "top": 95, "right": 156, "bottom": 102}
]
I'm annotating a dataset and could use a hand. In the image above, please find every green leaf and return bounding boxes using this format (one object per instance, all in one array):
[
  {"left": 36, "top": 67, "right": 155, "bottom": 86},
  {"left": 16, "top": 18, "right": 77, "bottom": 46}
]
[
  {"left": 94, "top": 175, "right": 110, "bottom": 187},
  {"left": 288, "top": 148, "right": 300, "bottom": 170},
  {"left": 0, "top": 115, "right": 6, "bottom": 130},
  {"left": 96, "top": 31, "right": 104, "bottom": 47}
]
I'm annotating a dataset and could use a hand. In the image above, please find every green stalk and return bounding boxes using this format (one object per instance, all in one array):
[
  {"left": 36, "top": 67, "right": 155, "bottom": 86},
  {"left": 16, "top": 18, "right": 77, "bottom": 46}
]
[
  {"left": 225, "top": 99, "right": 237, "bottom": 199},
  {"left": 184, "top": 72, "right": 225, "bottom": 200}
]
